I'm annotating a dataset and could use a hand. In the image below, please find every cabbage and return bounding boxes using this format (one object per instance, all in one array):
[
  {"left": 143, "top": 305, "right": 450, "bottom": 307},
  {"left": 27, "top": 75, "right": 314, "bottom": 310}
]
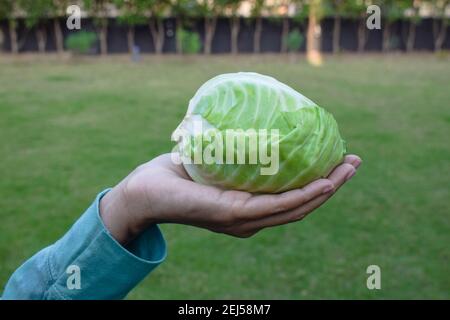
[{"left": 172, "top": 72, "right": 346, "bottom": 193}]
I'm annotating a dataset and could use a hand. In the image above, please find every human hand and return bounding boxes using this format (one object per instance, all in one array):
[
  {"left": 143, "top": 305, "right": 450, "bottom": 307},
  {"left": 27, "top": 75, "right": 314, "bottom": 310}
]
[{"left": 100, "top": 153, "right": 362, "bottom": 244}]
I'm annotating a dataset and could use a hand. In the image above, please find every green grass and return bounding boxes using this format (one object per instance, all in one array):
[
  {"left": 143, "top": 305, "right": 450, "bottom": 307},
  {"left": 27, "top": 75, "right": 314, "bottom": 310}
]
[{"left": 0, "top": 55, "right": 449, "bottom": 299}]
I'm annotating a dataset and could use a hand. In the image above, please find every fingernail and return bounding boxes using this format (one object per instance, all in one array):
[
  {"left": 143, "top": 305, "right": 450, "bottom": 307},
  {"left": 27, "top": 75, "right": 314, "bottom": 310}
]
[
  {"left": 345, "top": 170, "right": 356, "bottom": 181},
  {"left": 322, "top": 185, "right": 335, "bottom": 194},
  {"left": 353, "top": 159, "right": 362, "bottom": 169}
]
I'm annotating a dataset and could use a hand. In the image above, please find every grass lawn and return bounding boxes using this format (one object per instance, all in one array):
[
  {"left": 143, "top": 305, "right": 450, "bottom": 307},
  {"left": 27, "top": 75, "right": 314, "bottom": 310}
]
[{"left": 0, "top": 54, "right": 448, "bottom": 299}]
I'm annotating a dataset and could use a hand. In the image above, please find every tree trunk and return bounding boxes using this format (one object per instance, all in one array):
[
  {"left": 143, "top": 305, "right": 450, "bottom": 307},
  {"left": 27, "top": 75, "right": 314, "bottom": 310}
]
[
  {"left": 0, "top": 27, "right": 4, "bottom": 52},
  {"left": 157, "top": 19, "right": 165, "bottom": 54},
  {"left": 176, "top": 17, "right": 182, "bottom": 55},
  {"left": 54, "top": 18, "right": 64, "bottom": 53},
  {"left": 433, "top": 18, "right": 447, "bottom": 52},
  {"left": 9, "top": 19, "right": 18, "bottom": 54},
  {"left": 382, "top": 21, "right": 391, "bottom": 52},
  {"left": 99, "top": 19, "right": 108, "bottom": 55},
  {"left": 149, "top": 18, "right": 164, "bottom": 54},
  {"left": 230, "top": 16, "right": 240, "bottom": 55},
  {"left": 127, "top": 25, "right": 135, "bottom": 54},
  {"left": 281, "top": 17, "right": 289, "bottom": 53},
  {"left": 204, "top": 16, "right": 217, "bottom": 55},
  {"left": 406, "top": 21, "right": 416, "bottom": 52},
  {"left": 36, "top": 25, "right": 47, "bottom": 53},
  {"left": 357, "top": 18, "right": 366, "bottom": 53},
  {"left": 253, "top": 16, "right": 262, "bottom": 53},
  {"left": 306, "top": 0, "right": 322, "bottom": 65},
  {"left": 332, "top": 14, "right": 341, "bottom": 54}
]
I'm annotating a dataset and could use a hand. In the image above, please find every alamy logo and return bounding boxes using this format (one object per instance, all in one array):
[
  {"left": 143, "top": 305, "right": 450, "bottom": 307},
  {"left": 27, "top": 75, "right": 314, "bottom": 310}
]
[
  {"left": 366, "top": 5, "right": 381, "bottom": 30},
  {"left": 66, "top": 265, "right": 81, "bottom": 290},
  {"left": 366, "top": 265, "right": 381, "bottom": 290},
  {"left": 66, "top": 5, "right": 81, "bottom": 30}
]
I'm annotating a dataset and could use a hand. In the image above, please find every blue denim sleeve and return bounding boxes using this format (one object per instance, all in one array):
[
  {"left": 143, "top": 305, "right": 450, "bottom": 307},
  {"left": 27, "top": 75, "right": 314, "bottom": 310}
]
[{"left": 2, "top": 189, "right": 167, "bottom": 300}]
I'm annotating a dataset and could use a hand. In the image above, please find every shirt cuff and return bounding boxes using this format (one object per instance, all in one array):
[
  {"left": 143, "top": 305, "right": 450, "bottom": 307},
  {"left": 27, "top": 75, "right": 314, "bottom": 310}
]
[{"left": 45, "top": 189, "right": 167, "bottom": 300}]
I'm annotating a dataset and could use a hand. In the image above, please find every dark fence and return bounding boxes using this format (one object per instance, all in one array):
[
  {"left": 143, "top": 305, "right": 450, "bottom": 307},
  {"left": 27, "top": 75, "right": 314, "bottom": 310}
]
[{"left": 1, "top": 17, "right": 449, "bottom": 53}]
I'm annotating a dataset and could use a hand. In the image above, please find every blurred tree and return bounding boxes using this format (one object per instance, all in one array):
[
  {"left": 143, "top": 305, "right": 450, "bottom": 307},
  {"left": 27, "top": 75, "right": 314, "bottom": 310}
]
[
  {"left": 286, "top": 28, "right": 304, "bottom": 52},
  {"left": 274, "top": 0, "right": 291, "bottom": 54},
  {"left": 141, "top": 0, "right": 170, "bottom": 54},
  {"left": 0, "top": 0, "right": 20, "bottom": 54},
  {"left": 380, "top": 0, "right": 406, "bottom": 52},
  {"left": 172, "top": 0, "right": 200, "bottom": 54},
  {"left": 401, "top": 0, "right": 421, "bottom": 52},
  {"left": 323, "top": 0, "right": 346, "bottom": 54},
  {"left": 219, "top": 0, "right": 242, "bottom": 55},
  {"left": 0, "top": 0, "right": 14, "bottom": 53},
  {"left": 114, "top": 0, "right": 147, "bottom": 54},
  {"left": 431, "top": 0, "right": 449, "bottom": 52},
  {"left": 84, "top": 0, "right": 111, "bottom": 55},
  {"left": 0, "top": 17, "right": 3, "bottom": 52},
  {"left": 51, "top": 0, "right": 70, "bottom": 54},
  {"left": 250, "top": 0, "right": 266, "bottom": 53},
  {"left": 197, "top": 0, "right": 223, "bottom": 55},
  {"left": 19, "top": 0, "right": 55, "bottom": 53},
  {"left": 65, "top": 30, "right": 97, "bottom": 54},
  {"left": 306, "top": 0, "right": 324, "bottom": 65},
  {"left": 287, "top": 0, "right": 308, "bottom": 53},
  {"left": 346, "top": 0, "right": 369, "bottom": 53},
  {"left": 178, "top": 28, "right": 201, "bottom": 53}
]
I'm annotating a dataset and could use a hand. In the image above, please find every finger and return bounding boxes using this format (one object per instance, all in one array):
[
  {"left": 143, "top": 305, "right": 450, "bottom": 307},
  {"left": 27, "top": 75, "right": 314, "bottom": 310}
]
[
  {"left": 327, "top": 162, "right": 356, "bottom": 187},
  {"left": 240, "top": 192, "right": 331, "bottom": 231},
  {"left": 240, "top": 162, "right": 358, "bottom": 230},
  {"left": 242, "top": 161, "right": 355, "bottom": 220},
  {"left": 238, "top": 178, "right": 334, "bottom": 220},
  {"left": 344, "top": 154, "right": 362, "bottom": 169}
]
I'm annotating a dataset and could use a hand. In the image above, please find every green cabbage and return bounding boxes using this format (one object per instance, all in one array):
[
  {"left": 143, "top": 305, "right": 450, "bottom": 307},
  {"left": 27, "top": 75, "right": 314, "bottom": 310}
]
[{"left": 173, "top": 72, "right": 346, "bottom": 193}]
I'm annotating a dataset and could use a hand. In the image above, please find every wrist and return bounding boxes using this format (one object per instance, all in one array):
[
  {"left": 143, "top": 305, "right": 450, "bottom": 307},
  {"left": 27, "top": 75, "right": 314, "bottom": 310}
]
[{"left": 99, "top": 183, "right": 152, "bottom": 245}]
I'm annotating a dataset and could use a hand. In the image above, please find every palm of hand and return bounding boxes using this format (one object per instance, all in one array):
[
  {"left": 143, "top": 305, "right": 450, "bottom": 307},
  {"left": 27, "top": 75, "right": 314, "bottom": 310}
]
[{"left": 122, "top": 153, "right": 361, "bottom": 238}]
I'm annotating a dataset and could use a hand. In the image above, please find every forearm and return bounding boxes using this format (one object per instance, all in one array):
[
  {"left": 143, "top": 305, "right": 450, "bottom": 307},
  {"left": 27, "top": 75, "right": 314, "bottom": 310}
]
[{"left": 2, "top": 189, "right": 167, "bottom": 300}]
